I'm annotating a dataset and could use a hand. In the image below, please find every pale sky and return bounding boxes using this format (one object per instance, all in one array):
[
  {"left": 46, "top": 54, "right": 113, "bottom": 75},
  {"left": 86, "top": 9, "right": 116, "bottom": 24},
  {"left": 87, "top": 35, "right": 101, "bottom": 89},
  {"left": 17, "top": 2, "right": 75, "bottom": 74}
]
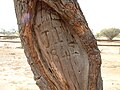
[
  {"left": 0, "top": 0, "right": 120, "bottom": 33},
  {"left": 79, "top": 0, "right": 120, "bottom": 33},
  {"left": 0, "top": 0, "right": 17, "bottom": 31}
]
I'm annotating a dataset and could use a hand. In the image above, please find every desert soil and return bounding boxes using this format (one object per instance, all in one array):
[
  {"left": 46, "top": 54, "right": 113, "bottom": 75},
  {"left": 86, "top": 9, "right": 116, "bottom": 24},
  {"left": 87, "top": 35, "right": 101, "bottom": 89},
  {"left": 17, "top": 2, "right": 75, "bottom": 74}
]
[{"left": 0, "top": 41, "right": 120, "bottom": 90}]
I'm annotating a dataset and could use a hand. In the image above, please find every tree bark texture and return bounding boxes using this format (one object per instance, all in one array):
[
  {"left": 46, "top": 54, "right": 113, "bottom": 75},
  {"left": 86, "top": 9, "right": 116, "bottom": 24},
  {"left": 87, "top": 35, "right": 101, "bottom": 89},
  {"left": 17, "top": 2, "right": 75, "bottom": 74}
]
[{"left": 13, "top": 0, "right": 103, "bottom": 90}]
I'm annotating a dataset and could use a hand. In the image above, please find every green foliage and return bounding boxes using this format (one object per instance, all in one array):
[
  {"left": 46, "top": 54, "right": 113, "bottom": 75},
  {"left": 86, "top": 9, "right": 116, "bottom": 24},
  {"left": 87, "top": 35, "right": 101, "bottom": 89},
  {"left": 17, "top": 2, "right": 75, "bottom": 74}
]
[
  {"left": 116, "top": 34, "right": 120, "bottom": 38},
  {"left": 99, "top": 28, "right": 120, "bottom": 40},
  {"left": 0, "top": 28, "right": 19, "bottom": 39},
  {"left": 0, "top": 28, "right": 19, "bottom": 36},
  {"left": 95, "top": 32, "right": 101, "bottom": 38},
  {"left": 0, "top": 28, "right": 6, "bottom": 35}
]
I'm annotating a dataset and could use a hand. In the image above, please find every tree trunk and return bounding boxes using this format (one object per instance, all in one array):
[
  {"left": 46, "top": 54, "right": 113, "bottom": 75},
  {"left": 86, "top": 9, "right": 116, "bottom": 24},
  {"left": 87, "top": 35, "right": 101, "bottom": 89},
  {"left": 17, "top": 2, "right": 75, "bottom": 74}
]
[{"left": 13, "top": 0, "right": 103, "bottom": 90}]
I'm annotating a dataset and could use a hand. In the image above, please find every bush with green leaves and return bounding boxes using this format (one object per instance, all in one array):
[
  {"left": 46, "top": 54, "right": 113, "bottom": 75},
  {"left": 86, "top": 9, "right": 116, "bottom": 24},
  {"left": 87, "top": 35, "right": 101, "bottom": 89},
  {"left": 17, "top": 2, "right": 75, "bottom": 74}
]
[
  {"left": 116, "top": 34, "right": 120, "bottom": 38},
  {"left": 99, "top": 28, "right": 120, "bottom": 40},
  {"left": 95, "top": 32, "right": 101, "bottom": 38}
]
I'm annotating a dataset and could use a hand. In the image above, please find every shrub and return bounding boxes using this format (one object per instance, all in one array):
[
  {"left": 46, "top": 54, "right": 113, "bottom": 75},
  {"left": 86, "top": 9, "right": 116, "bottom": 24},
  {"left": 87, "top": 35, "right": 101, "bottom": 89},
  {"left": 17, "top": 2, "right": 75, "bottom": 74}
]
[
  {"left": 99, "top": 28, "right": 120, "bottom": 40},
  {"left": 95, "top": 32, "right": 101, "bottom": 38},
  {"left": 116, "top": 34, "right": 120, "bottom": 38}
]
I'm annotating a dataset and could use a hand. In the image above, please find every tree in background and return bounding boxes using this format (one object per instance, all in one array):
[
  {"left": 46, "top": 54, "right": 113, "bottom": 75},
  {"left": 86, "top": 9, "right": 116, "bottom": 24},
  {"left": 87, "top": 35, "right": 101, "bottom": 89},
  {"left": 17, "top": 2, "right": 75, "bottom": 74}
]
[
  {"left": 13, "top": 0, "right": 103, "bottom": 90},
  {"left": 95, "top": 32, "right": 101, "bottom": 38},
  {"left": 99, "top": 28, "right": 120, "bottom": 40},
  {"left": 0, "top": 28, "right": 19, "bottom": 36},
  {"left": 0, "top": 28, "right": 6, "bottom": 35},
  {"left": 116, "top": 34, "right": 120, "bottom": 38}
]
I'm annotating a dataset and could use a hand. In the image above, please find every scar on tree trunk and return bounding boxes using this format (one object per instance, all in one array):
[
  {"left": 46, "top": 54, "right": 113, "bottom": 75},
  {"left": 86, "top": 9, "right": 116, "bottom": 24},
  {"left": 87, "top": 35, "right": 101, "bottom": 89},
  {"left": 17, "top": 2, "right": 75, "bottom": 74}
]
[{"left": 13, "top": 0, "right": 103, "bottom": 90}]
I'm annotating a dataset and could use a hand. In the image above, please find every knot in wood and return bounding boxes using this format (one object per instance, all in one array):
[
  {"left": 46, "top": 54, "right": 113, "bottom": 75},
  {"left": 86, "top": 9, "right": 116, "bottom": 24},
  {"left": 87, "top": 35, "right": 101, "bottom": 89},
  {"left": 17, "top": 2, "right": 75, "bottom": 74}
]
[{"left": 51, "top": 50, "right": 57, "bottom": 55}]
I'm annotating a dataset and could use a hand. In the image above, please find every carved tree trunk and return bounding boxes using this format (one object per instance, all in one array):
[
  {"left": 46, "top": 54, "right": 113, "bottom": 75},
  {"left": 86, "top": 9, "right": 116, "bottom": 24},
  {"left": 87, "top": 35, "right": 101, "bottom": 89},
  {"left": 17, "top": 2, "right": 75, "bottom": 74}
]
[{"left": 13, "top": 0, "right": 103, "bottom": 90}]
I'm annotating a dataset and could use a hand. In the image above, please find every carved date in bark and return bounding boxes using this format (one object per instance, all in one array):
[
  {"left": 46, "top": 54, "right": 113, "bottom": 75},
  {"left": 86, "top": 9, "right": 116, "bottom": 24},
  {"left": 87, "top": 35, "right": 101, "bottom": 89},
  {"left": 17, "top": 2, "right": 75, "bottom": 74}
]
[{"left": 13, "top": 0, "right": 103, "bottom": 90}]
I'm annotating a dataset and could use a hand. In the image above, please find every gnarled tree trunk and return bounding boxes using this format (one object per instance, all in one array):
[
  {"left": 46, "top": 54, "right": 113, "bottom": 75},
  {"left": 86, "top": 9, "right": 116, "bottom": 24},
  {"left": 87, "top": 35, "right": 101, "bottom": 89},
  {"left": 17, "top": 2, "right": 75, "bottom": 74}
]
[{"left": 13, "top": 0, "right": 103, "bottom": 90}]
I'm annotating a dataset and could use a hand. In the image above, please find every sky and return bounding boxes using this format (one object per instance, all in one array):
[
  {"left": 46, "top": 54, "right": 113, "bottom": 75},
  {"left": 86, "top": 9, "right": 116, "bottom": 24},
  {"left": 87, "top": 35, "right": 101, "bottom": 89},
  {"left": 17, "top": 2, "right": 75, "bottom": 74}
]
[
  {"left": 79, "top": 0, "right": 120, "bottom": 33},
  {"left": 0, "top": 0, "right": 120, "bottom": 33},
  {"left": 0, "top": 0, "right": 17, "bottom": 31}
]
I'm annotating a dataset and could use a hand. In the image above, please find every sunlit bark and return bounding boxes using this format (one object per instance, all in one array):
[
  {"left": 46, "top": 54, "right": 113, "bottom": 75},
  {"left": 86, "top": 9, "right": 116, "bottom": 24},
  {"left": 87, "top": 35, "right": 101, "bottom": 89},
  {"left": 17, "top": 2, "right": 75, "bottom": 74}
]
[{"left": 13, "top": 0, "right": 103, "bottom": 90}]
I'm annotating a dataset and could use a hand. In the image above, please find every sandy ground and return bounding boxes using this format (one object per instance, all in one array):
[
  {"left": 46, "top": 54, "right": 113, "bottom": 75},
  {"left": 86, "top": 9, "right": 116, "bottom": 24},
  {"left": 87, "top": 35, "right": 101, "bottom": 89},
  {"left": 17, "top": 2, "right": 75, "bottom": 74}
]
[
  {"left": 99, "top": 46, "right": 120, "bottom": 90},
  {"left": 0, "top": 40, "right": 120, "bottom": 90},
  {"left": 0, "top": 40, "right": 39, "bottom": 90}
]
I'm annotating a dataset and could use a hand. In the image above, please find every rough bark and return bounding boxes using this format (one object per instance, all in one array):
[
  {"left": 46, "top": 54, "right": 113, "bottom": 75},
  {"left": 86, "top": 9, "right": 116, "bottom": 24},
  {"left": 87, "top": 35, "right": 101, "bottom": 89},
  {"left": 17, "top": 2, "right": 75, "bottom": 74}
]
[{"left": 13, "top": 0, "right": 103, "bottom": 90}]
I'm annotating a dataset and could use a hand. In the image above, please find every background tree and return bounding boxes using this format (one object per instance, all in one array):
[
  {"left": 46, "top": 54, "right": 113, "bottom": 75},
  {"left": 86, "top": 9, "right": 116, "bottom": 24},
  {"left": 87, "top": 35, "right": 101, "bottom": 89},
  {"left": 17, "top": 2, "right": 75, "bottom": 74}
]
[
  {"left": 116, "top": 34, "right": 120, "bottom": 38},
  {"left": 0, "top": 28, "right": 19, "bottom": 39},
  {"left": 100, "top": 28, "right": 120, "bottom": 40},
  {"left": 13, "top": 0, "right": 103, "bottom": 90},
  {"left": 95, "top": 32, "right": 101, "bottom": 38},
  {"left": 0, "top": 28, "right": 6, "bottom": 35}
]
